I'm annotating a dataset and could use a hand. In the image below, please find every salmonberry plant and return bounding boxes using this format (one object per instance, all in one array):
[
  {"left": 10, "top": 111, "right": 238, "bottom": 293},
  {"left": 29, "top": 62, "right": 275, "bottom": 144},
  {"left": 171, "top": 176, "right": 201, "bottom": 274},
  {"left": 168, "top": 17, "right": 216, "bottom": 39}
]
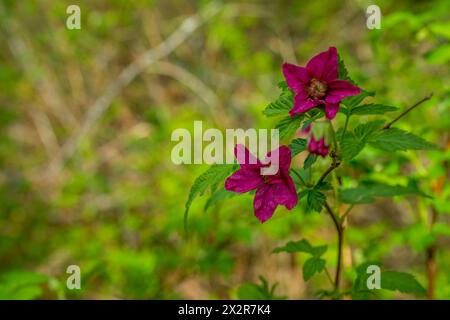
[{"left": 184, "top": 47, "right": 435, "bottom": 299}]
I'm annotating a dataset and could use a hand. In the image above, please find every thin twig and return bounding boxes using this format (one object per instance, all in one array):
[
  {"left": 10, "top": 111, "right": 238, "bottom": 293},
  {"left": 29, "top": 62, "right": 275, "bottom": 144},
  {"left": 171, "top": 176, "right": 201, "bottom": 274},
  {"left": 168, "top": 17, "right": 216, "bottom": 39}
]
[
  {"left": 324, "top": 201, "right": 343, "bottom": 292},
  {"left": 317, "top": 152, "right": 341, "bottom": 185},
  {"left": 383, "top": 93, "right": 433, "bottom": 129}
]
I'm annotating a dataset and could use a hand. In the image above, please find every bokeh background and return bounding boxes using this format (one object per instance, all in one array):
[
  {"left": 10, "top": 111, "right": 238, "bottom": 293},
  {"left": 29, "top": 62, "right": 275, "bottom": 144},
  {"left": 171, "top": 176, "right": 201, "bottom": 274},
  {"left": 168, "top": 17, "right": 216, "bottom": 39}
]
[{"left": 0, "top": 0, "right": 449, "bottom": 299}]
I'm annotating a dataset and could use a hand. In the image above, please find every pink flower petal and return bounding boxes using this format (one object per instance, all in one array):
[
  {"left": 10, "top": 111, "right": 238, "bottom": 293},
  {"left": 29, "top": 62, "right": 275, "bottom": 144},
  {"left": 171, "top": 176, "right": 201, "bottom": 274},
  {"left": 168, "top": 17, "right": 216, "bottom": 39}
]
[
  {"left": 325, "top": 79, "right": 361, "bottom": 104},
  {"left": 265, "top": 146, "right": 292, "bottom": 176},
  {"left": 324, "top": 102, "right": 340, "bottom": 120},
  {"left": 253, "top": 184, "right": 278, "bottom": 223},
  {"left": 282, "top": 63, "right": 310, "bottom": 92},
  {"left": 234, "top": 144, "right": 261, "bottom": 167},
  {"left": 225, "top": 167, "right": 264, "bottom": 193},
  {"left": 306, "top": 47, "right": 338, "bottom": 82},
  {"left": 253, "top": 179, "right": 298, "bottom": 223},
  {"left": 289, "top": 93, "right": 322, "bottom": 116}
]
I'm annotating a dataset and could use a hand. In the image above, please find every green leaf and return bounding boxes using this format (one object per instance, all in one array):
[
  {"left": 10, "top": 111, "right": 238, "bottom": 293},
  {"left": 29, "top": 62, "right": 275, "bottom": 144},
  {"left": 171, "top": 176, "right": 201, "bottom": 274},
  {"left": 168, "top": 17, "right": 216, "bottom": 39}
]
[
  {"left": 341, "top": 133, "right": 364, "bottom": 161},
  {"left": 263, "top": 94, "right": 293, "bottom": 117},
  {"left": 369, "top": 128, "right": 436, "bottom": 152},
  {"left": 340, "top": 120, "right": 384, "bottom": 161},
  {"left": 303, "top": 257, "right": 326, "bottom": 281},
  {"left": 290, "top": 138, "right": 307, "bottom": 157},
  {"left": 273, "top": 239, "right": 314, "bottom": 254},
  {"left": 204, "top": 188, "right": 236, "bottom": 212},
  {"left": 381, "top": 271, "right": 426, "bottom": 294},
  {"left": 350, "top": 104, "right": 399, "bottom": 115},
  {"left": 273, "top": 239, "right": 327, "bottom": 257},
  {"left": 303, "top": 153, "right": 317, "bottom": 169},
  {"left": 306, "top": 189, "right": 326, "bottom": 213},
  {"left": 342, "top": 90, "right": 375, "bottom": 109},
  {"left": 338, "top": 55, "right": 351, "bottom": 82},
  {"left": 0, "top": 271, "right": 48, "bottom": 300},
  {"left": 184, "top": 164, "right": 237, "bottom": 231},
  {"left": 354, "top": 120, "right": 385, "bottom": 140},
  {"left": 237, "top": 276, "right": 285, "bottom": 300},
  {"left": 341, "top": 182, "right": 429, "bottom": 204},
  {"left": 352, "top": 262, "right": 380, "bottom": 300},
  {"left": 275, "top": 115, "right": 303, "bottom": 140}
]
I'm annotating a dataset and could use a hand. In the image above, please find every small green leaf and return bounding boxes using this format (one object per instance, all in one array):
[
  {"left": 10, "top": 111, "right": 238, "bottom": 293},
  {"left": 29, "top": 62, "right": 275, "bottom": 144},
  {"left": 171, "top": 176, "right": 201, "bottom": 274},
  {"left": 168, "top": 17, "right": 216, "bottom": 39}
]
[
  {"left": 350, "top": 104, "right": 399, "bottom": 115},
  {"left": 369, "top": 128, "right": 436, "bottom": 152},
  {"left": 304, "top": 153, "right": 317, "bottom": 169},
  {"left": 184, "top": 164, "right": 237, "bottom": 231},
  {"left": 341, "top": 133, "right": 364, "bottom": 161},
  {"left": 275, "top": 115, "right": 303, "bottom": 140},
  {"left": 306, "top": 189, "right": 326, "bottom": 213},
  {"left": 263, "top": 94, "right": 293, "bottom": 117},
  {"left": 381, "top": 271, "right": 426, "bottom": 294},
  {"left": 272, "top": 239, "right": 314, "bottom": 254},
  {"left": 340, "top": 182, "right": 429, "bottom": 204},
  {"left": 290, "top": 138, "right": 307, "bottom": 157},
  {"left": 303, "top": 257, "right": 326, "bottom": 281},
  {"left": 340, "top": 120, "right": 384, "bottom": 161},
  {"left": 273, "top": 239, "right": 327, "bottom": 257},
  {"left": 342, "top": 90, "right": 375, "bottom": 109}
]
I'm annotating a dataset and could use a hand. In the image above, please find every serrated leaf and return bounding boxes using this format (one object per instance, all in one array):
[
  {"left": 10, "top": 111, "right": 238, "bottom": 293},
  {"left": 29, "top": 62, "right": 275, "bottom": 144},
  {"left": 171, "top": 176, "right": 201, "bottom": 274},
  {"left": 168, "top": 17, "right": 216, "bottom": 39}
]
[
  {"left": 351, "top": 104, "right": 399, "bottom": 115},
  {"left": 340, "top": 120, "right": 385, "bottom": 161},
  {"left": 273, "top": 239, "right": 314, "bottom": 254},
  {"left": 184, "top": 164, "right": 237, "bottom": 231},
  {"left": 275, "top": 115, "right": 303, "bottom": 140},
  {"left": 369, "top": 128, "right": 436, "bottom": 152},
  {"left": 341, "top": 182, "right": 429, "bottom": 204},
  {"left": 273, "top": 239, "right": 327, "bottom": 258},
  {"left": 354, "top": 120, "right": 385, "bottom": 140},
  {"left": 303, "top": 257, "right": 326, "bottom": 281},
  {"left": 304, "top": 153, "right": 317, "bottom": 169},
  {"left": 290, "top": 138, "right": 307, "bottom": 157},
  {"left": 381, "top": 271, "right": 426, "bottom": 294},
  {"left": 263, "top": 94, "right": 293, "bottom": 117},
  {"left": 341, "top": 133, "right": 364, "bottom": 161},
  {"left": 338, "top": 55, "right": 351, "bottom": 82},
  {"left": 306, "top": 189, "right": 326, "bottom": 213},
  {"left": 342, "top": 90, "right": 375, "bottom": 109}
]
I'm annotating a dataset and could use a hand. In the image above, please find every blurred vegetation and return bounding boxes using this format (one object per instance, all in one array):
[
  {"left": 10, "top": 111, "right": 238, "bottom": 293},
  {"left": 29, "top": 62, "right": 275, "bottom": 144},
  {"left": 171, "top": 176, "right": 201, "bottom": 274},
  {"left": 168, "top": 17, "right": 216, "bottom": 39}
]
[{"left": 0, "top": 0, "right": 448, "bottom": 299}]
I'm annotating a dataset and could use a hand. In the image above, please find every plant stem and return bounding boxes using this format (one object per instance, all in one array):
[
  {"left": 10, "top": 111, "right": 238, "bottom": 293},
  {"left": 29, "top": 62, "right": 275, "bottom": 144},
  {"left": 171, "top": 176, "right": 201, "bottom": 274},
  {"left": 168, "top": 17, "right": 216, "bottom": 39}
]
[
  {"left": 317, "top": 151, "right": 341, "bottom": 185},
  {"left": 383, "top": 93, "right": 433, "bottom": 129},
  {"left": 426, "top": 205, "right": 438, "bottom": 300},
  {"left": 324, "top": 201, "right": 344, "bottom": 292},
  {"left": 340, "top": 114, "right": 350, "bottom": 144}
]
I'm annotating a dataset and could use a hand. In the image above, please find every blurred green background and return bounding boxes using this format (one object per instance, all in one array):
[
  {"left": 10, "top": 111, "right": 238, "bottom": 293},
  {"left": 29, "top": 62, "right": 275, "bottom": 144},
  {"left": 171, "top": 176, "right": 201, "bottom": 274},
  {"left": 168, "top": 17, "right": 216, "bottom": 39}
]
[{"left": 0, "top": 0, "right": 449, "bottom": 299}]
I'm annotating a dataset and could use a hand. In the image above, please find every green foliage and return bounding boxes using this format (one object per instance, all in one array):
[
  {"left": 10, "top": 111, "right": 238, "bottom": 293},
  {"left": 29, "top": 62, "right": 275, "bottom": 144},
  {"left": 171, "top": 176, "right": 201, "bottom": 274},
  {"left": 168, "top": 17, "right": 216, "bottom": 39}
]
[
  {"left": 275, "top": 115, "right": 303, "bottom": 140},
  {"left": 341, "top": 181, "right": 429, "bottom": 204},
  {"left": 381, "top": 271, "right": 426, "bottom": 294},
  {"left": 263, "top": 94, "right": 293, "bottom": 117},
  {"left": 273, "top": 239, "right": 327, "bottom": 282},
  {"left": 369, "top": 128, "right": 436, "bottom": 152},
  {"left": 349, "top": 104, "right": 399, "bottom": 116},
  {"left": 290, "top": 138, "right": 307, "bottom": 157},
  {"left": 237, "top": 276, "right": 285, "bottom": 300},
  {"left": 303, "top": 153, "right": 317, "bottom": 169},
  {"left": 0, "top": 271, "right": 48, "bottom": 300},
  {"left": 272, "top": 239, "right": 327, "bottom": 257},
  {"left": 303, "top": 257, "right": 326, "bottom": 281},
  {"left": 184, "top": 164, "right": 237, "bottom": 231}
]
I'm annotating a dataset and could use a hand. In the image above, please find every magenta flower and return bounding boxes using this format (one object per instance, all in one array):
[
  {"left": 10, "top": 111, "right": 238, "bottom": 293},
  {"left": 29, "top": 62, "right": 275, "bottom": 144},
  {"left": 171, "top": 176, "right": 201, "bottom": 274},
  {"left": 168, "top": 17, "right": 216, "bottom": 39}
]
[
  {"left": 225, "top": 144, "right": 298, "bottom": 223},
  {"left": 282, "top": 47, "right": 361, "bottom": 120},
  {"left": 308, "top": 136, "right": 329, "bottom": 157}
]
